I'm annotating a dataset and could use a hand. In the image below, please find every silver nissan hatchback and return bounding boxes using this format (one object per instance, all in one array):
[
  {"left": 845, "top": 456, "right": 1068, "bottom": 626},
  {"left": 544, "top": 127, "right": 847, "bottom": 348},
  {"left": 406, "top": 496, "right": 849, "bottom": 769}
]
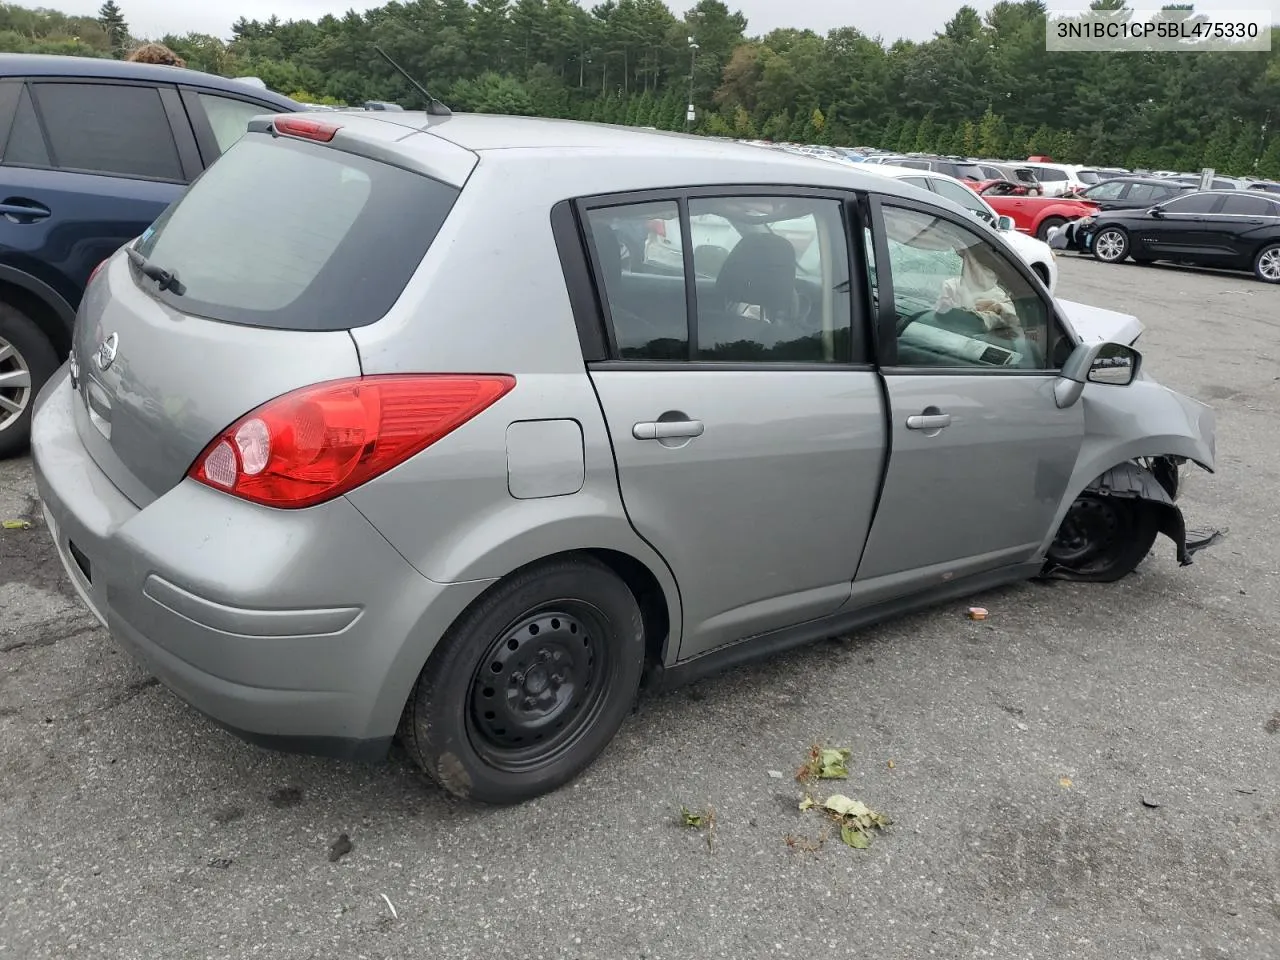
[{"left": 31, "top": 111, "right": 1217, "bottom": 804}]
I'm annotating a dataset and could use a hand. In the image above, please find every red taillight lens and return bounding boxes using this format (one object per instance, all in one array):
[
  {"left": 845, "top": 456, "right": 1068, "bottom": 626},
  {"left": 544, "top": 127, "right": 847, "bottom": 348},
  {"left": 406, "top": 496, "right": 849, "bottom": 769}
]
[
  {"left": 188, "top": 374, "right": 516, "bottom": 509},
  {"left": 273, "top": 115, "right": 341, "bottom": 143}
]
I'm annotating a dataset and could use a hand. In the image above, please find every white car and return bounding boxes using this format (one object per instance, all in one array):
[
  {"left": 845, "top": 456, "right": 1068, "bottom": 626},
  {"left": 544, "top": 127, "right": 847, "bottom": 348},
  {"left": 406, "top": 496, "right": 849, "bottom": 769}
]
[
  {"left": 1021, "top": 162, "right": 1092, "bottom": 197},
  {"left": 857, "top": 163, "right": 1059, "bottom": 295}
]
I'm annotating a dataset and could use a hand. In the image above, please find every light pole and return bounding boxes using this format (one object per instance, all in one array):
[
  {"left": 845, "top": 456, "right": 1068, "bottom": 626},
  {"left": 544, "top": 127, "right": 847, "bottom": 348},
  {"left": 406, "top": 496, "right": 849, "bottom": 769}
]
[{"left": 685, "top": 38, "right": 699, "bottom": 132}]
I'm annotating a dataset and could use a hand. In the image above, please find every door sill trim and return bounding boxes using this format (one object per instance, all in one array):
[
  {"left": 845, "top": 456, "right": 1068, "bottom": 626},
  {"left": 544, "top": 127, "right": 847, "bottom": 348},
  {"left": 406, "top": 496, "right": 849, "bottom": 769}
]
[{"left": 644, "top": 560, "right": 1042, "bottom": 692}]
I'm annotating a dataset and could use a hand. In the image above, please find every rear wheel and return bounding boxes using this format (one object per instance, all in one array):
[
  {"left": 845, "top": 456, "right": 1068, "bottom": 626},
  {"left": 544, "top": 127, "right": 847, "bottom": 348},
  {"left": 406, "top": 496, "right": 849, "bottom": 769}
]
[
  {"left": 1253, "top": 242, "right": 1280, "bottom": 283},
  {"left": 0, "top": 303, "right": 58, "bottom": 459},
  {"left": 1036, "top": 216, "right": 1066, "bottom": 242},
  {"left": 1046, "top": 494, "right": 1158, "bottom": 582},
  {"left": 1091, "top": 227, "right": 1129, "bottom": 264},
  {"left": 399, "top": 556, "right": 646, "bottom": 805}
]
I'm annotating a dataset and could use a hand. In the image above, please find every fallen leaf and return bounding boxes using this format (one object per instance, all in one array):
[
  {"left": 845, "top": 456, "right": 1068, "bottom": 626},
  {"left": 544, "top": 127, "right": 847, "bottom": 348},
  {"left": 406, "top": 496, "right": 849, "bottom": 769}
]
[
  {"left": 887, "top": 759, "right": 895, "bottom": 769},
  {"left": 680, "top": 806, "right": 706, "bottom": 828},
  {"left": 841, "top": 824, "right": 870, "bottom": 849},
  {"left": 824, "top": 794, "right": 870, "bottom": 818},
  {"left": 798, "top": 796, "right": 814, "bottom": 811},
  {"left": 1, "top": 519, "right": 31, "bottom": 530},
  {"left": 818, "top": 748, "right": 851, "bottom": 779},
  {"left": 1059, "top": 777, "right": 1073, "bottom": 788}
]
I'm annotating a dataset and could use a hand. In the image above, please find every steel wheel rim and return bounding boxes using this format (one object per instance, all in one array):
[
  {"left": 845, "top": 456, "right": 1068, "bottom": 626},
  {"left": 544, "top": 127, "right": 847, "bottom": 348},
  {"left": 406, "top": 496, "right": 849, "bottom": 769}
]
[
  {"left": 466, "top": 600, "right": 613, "bottom": 773},
  {"left": 0, "top": 337, "right": 32, "bottom": 433},
  {"left": 1259, "top": 247, "right": 1280, "bottom": 281},
  {"left": 1095, "top": 230, "right": 1125, "bottom": 262},
  {"left": 1048, "top": 498, "right": 1122, "bottom": 566}
]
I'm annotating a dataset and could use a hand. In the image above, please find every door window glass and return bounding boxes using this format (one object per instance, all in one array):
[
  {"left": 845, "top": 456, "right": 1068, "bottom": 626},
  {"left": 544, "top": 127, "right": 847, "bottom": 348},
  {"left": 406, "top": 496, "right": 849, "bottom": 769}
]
[
  {"left": 1084, "top": 181, "right": 1126, "bottom": 200},
  {"left": 877, "top": 205, "right": 1053, "bottom": 370},
  {"left": 1162, "top": 193, "right": 1221, "bottom": 214},
  {"left": 584, "top": 196, "right": 853, "bottom": 363},
  {"left": 1124, "top": 183, "right": 1162, "bottom": 203},
  {"left": 1034, "top": 168, "right": 1068, "bottom": 182},
  {"left": 2, "top": 85, "right": 50, "bottom": 167},
  {"left": 930, "top": 177, "right": 991, "bottom": 220},
  {"left": 1220, "top": 193, "right": 1278, "bottom": 216},
  {"left": 197, "top": 93, "right": 271, "bottom": 154},
  {"left": 31, "top": 82, "right": 182, "bottom": 181}
]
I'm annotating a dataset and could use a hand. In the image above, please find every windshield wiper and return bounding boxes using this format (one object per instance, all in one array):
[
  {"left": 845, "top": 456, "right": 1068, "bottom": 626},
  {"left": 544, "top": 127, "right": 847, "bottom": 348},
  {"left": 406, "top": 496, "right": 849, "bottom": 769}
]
[{"left": 127, "top": 246, "right": 186, "bottom": 296}]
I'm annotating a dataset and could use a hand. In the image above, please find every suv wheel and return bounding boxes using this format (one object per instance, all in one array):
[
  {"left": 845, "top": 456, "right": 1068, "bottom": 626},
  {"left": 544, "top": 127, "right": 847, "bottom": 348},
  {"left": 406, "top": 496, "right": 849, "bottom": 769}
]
[
  {"left": 399, "top": 555, "right": 646, "bottom": 804},
  {"left": 0, "top": 303, "right": 58, "bottom": 459}
]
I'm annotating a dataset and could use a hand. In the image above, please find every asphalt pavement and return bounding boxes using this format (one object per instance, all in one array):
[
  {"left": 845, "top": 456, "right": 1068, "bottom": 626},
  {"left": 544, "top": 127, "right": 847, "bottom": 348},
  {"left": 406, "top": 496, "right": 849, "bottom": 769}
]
[{"left": 1, "top": 255, "right": 1278, "bottom": 960}]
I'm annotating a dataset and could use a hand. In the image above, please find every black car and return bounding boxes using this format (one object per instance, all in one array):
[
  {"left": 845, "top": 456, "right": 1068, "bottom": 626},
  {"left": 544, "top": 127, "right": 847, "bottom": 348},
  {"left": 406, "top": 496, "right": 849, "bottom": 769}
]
[
  {"left": 1075, "top": 176, "right": 1192, "bottom": 212},
  {"left": 1058, "top": 190, "right": 1280, "bottom": 283},
  {"left": 0, "top": 54, "right": 303, "bottom": 457}
]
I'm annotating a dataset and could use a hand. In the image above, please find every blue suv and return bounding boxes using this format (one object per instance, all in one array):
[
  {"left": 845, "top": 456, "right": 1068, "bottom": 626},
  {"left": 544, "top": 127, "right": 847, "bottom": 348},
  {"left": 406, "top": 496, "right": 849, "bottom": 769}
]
[{"left": 0, "top": 54, "right": 300, "bottom": 457}]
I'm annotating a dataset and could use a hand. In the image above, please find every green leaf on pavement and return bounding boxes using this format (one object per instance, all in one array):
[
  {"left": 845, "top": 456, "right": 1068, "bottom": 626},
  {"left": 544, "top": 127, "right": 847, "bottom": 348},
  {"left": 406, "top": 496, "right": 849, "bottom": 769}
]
[
  {"left": 818, "top": 748, "right": 851, "bottom": 779},
  {"left": 841, "top": 824, "right": 870, "bottom": 849}
]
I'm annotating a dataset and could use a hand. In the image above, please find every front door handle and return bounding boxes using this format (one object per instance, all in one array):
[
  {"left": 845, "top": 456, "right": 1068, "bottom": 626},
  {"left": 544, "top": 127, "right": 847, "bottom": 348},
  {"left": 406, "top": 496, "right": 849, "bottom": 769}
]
[
  {"left": 906, "top": 412, "right": 951, "bottom": 431},
  {"left": 633, "top": 419, "right": 705, "bottom": 441}
]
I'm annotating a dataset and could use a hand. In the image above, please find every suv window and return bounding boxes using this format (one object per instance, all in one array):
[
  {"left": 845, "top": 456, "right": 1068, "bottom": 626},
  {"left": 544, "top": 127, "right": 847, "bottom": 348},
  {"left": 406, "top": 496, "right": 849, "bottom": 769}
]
[
  {"left": 2, "top": 85, "right": 51, "bottom": 167},
  {"left": 1162, "top": 193, "right": 1222, "bottom": 215},
  {"left": 1123, "top": 183, "right": 1163, "bottom": 203},
  {"left": 876, "top": 204, "right": 1052, "bottom": 370},
  {"left": 1220, "top": 193, "right": 1278, "bottom": 216},
  {"left": 585, "top": 196, "right": 852, "bottom": 363},
  {"left": 197, "top": 93, "right": 271, "bottom": 153},
  {"left": 133, "top": 134, "right": 459, "bottom": 330},
  {"left": 30, "top": 82, "right": 183, "bottom": 181},
  {"left": 897, "top": 159, "right": 930, "bottom": 170},
  {"left": 1034, "top": 168, "right": 1068, "bottom": 182}
]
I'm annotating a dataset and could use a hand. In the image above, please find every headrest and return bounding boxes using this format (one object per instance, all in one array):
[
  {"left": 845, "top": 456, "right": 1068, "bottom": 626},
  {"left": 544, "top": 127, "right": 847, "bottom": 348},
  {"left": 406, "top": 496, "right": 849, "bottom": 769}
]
[{"left": 715, "top": 233, "right": 797, "bottom": 317}]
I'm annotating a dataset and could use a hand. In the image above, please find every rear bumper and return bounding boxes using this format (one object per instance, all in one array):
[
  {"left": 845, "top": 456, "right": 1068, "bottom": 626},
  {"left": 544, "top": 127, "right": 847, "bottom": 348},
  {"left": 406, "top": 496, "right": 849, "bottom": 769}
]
[{"left": 31, "top": 368, "right": 493, "bottom": 759}]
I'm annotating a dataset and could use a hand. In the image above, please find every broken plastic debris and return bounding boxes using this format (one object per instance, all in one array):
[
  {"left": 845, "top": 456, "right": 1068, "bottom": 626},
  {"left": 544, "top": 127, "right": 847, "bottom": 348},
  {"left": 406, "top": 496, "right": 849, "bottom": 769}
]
[
  {"left": 767, "top": 770, "right": 784, "bottom": 779},
  {"left": 1, "top": 519, "right": 31, "bottom": 530},
  {"left": 967, "top": 607, "right": 988, "bottom": 621}
]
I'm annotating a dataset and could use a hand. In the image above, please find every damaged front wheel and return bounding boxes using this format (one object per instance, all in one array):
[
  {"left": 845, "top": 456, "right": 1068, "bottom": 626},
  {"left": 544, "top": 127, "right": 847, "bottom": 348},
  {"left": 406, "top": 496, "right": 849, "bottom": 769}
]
[{"left": 1045, "top": 494, "right": 1158, "bottom": 582}]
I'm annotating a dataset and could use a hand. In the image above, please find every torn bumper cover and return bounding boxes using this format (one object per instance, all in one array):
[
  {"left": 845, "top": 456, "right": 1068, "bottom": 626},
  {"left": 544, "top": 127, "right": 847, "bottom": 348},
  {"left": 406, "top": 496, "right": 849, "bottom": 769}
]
[
  {"left": 1044, "top": 459, "right": 1223, "bottom": 581},
  {"left": 1047, "top": 217, "right": 1093, "bottom": 253}
]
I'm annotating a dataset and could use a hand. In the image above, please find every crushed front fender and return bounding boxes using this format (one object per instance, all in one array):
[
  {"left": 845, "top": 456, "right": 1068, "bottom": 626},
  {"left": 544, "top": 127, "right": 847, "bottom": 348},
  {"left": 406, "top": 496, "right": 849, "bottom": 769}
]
[{"left": 1042, "top": 460, "right": 1224, "bottom": 581}]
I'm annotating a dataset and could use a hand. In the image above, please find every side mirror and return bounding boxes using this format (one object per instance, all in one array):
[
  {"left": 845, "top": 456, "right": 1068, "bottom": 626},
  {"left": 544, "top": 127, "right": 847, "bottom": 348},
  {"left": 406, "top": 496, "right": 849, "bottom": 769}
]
[
  {"left": 1148, "top": 206, "right": 1164, "bottom": 218},
  {"left": 996, "top": 215, "right": 1016, "bottom": 232},
  {"left": 1053, "top": 341, "right": 1142, "bottom": 408}
]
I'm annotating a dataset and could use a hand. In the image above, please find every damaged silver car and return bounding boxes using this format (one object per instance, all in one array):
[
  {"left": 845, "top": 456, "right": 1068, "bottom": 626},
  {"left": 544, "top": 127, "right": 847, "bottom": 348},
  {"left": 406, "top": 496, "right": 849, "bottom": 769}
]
[{"left": 31, "top": 112, "right": 1217, "bottom": 804}]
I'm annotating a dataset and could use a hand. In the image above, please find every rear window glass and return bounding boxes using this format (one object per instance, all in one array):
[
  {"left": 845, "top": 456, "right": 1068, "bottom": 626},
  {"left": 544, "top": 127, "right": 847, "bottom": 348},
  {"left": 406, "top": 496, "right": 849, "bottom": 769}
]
[
  {"left": 948, "top": 163, "right": 985, "bottom": 181},
  {"left": 132, "top": 134, "right": 458, "bottom": 331}
]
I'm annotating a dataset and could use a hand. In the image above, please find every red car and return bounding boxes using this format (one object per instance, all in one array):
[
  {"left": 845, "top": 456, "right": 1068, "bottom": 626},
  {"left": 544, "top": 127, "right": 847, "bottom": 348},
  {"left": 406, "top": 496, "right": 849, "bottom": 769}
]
[{"left": 979, "top": 182, "right": 1099, "bottom": 240}]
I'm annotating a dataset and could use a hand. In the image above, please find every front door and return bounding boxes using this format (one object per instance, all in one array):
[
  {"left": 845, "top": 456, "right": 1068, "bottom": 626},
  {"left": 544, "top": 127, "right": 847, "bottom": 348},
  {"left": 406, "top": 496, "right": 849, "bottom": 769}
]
[
  {"left": 855, "top": 196, "right": 1085, "bottom": 602},
  {"left": 578, "top": 191, "right": 886, "bottom": 660},
  {"left": 1136, "top": 192, "right": 1224, "bottom": 257}
]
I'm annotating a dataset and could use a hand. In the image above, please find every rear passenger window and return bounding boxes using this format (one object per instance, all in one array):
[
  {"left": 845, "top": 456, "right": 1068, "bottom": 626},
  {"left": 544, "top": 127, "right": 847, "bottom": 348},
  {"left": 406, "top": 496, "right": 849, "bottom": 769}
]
[
  {"left": 197, "top": 93, "right": 271, "bottom": 154},
  {"left": 31, "top": 82, "right": 182, "bottom": 181},
  {"left": 2, "top": 86, "right": 51, "bottom": 167},
  {"left": 1220, "top": 193, "right": 1277, "bottom": 216},
  {"left": 585, "top": 197, "right": 852, "bottom": 363}
]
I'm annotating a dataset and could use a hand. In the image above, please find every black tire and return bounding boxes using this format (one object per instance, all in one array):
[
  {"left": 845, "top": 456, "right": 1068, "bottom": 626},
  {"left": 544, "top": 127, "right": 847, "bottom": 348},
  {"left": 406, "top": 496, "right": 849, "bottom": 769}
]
[
  {"left": 1091, "top": 226, "right": 1129, "bottom": 264},
  {"left": 0, "top": 302, "right": 59, "bottom": 459},
  {"left": 1045, "top": 494, "right": 1159, "bottom": 582},
  {"left": 1253, "top": 242, "right": 1280, "bottom": 284},
  {"left": 399, "top": 555, "right": 645, "bottom": 804},
  {"left": 1036, "top": 216, "right": 1066, "bottom": 242}
]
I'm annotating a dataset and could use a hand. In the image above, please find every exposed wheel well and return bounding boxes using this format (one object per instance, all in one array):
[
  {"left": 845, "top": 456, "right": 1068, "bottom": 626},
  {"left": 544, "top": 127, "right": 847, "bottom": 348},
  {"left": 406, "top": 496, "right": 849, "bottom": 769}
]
[
  {"left": 0, "top": 280, "right": 70, "bottom": 357},
  {"left": 584, "top": 548, "right": 671, "bottom": 668}
]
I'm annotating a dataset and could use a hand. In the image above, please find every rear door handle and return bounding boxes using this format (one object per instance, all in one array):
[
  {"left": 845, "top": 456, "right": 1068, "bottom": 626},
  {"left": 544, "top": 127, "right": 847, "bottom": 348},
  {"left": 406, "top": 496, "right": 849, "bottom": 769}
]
[
  {"left": 0, "top": 200, "right": 51, "bottom": 222},
  {"left": 633, "top": 419, "right": 705, "bottom": 440},
  {"left": 906, "top": 413, "right": 951, "bottom": 431}
]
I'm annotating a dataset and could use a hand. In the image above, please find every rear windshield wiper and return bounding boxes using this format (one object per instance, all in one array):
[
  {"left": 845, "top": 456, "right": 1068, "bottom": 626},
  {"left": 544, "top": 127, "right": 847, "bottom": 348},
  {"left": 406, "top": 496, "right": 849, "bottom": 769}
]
[{"left": 127, "top": 246, "right": 186, "bottom": 296}]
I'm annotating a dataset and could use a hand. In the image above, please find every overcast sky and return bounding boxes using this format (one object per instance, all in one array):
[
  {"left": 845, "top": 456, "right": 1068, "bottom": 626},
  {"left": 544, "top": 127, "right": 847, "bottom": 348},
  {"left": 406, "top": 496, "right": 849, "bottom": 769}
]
[{"left": 53, "top": 0, "right": 1280, "bottom": 44}]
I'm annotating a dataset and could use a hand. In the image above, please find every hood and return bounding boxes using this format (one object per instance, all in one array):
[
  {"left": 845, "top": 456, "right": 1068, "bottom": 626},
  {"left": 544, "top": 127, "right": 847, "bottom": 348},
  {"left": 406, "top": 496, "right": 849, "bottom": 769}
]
[{"left": 1057, "top": 298, "right": 1144, "bottom": 346}]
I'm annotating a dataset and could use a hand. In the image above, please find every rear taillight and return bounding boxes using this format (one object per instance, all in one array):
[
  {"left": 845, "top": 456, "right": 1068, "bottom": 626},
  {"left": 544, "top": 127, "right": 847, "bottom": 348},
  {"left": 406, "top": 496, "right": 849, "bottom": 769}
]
[
  {"left": 273, "top": 115, "right": 341, "bottom": 143},
  {"left": 188, "top": 374, "right": 516, "bottom": 509}
]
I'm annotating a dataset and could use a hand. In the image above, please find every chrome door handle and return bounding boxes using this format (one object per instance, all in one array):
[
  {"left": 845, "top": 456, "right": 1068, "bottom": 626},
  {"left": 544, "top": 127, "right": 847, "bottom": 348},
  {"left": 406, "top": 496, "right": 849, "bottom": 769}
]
[
  {"left": 633, "top": 419, "right": 705, "bottom": 440},
  {"left": 906, "top": 413, "right": 951, "bottom": 430}
]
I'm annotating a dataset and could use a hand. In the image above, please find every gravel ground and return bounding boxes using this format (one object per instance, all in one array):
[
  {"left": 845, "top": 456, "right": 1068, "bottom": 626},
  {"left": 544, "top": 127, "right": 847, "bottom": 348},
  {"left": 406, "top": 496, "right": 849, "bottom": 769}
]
[{"left": 1, "top": 255, "right": 1278, "bottom": 960}]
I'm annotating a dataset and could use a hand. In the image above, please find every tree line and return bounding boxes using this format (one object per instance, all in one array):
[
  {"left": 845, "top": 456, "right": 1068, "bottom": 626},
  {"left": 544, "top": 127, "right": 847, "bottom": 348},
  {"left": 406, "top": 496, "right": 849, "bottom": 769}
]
[{"left": 1, "top": 0, "right": 1279, "bottom": 177}]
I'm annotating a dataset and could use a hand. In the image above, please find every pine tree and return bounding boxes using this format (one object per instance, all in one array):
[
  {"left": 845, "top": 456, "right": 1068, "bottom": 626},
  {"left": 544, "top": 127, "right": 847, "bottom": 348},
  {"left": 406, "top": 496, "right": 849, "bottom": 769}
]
[
  {"left": 879, "top": 117, "right": 903, "bottom": 151},
  {"left": 1227, "top": 128, "right": 1258, "bottom": 176},
  {"left": 961, "top": 120, "right": 978, "bottom": 157},
  {"left": 914, "top": 114, "right": 936, "bottom": 153},
  {"left": 1201, "top": 120, "right": 1236, "bottom": 172},
  {"left": 977, "top": 108, "right": 1006, "bottom": 158},
  {"left": 896, "top": 118, "right": 918, "bottom": 153},
  {"left": 733, "top": 105, "right": 755, "bottom": 138},
  {"left": 1258, "top": 136, "right": 1280, "bottom": 180},
  {"left": 97, "top": 0, "right": 129, "bottom": 57}
]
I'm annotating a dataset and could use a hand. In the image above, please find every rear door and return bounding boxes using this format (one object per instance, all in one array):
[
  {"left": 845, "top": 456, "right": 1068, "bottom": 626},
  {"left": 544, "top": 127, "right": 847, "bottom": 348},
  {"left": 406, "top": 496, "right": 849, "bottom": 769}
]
[
  {"left": 1202, "top": 192, "right": 1280, "bottom": 261},
  {"left": 854, "top": 194, "right": 1083, "bottom": 601},
  {"left": 0, "top": 77, "right": 199, "bottom": 309},
  {"left": 577, "top": 188, "right": 887, "bottom": 660}
]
